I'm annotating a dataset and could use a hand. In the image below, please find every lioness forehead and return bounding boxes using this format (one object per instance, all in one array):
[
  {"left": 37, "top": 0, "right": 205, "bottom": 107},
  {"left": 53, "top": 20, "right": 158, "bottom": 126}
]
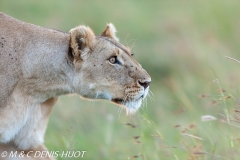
[{"left": 97, "top": 36, "right": 131, "bottom": 56}]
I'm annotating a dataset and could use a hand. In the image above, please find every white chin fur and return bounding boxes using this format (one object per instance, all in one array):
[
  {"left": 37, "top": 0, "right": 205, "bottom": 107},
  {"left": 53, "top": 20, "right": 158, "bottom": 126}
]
[
  {"left": 125, "top": 99, "right": 142, "bottom": 115},
  {"left": 124, "top": 88, "right": 149, "bottom": 115}
]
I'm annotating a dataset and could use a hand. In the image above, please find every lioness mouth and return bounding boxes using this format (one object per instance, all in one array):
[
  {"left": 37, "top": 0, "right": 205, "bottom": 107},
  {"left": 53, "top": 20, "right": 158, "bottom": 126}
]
[
  {"left": 112, "top": 98, "right": 124, "bottom": 104},
  {"left": 112, "top": 94, "right": 144, "bottom": 105},
  {"left": 112, "top": 95, "right": 144, "bottom": 114}
]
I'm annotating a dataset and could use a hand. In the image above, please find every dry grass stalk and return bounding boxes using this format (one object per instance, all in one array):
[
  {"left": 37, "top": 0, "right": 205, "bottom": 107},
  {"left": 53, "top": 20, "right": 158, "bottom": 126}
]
[{"left": 225, "top": 56, "right": 240, "bottom": 64}]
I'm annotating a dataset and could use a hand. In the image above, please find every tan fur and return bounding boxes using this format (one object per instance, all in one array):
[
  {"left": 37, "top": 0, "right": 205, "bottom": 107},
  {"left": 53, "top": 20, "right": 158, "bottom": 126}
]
[
  {"left": 0, "top": 13, "right": 151, "bottom": 160},
  {"left": 101, "top": 23, "right": 119, "bottom": 41}
]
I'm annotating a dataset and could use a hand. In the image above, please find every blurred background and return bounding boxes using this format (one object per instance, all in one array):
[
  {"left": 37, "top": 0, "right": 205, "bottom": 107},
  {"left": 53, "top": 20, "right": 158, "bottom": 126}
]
[{"left": 1, "top": 0, "right": 240, "bottom": 159}]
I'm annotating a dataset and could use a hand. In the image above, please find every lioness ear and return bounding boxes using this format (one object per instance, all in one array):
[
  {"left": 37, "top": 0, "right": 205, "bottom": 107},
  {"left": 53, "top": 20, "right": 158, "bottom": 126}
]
[
  {"left": 69, "top": 25, "right": 96, "bottom": 61},
  {"left": 101, "top": 23, "right": 119, "bottom": 41}
]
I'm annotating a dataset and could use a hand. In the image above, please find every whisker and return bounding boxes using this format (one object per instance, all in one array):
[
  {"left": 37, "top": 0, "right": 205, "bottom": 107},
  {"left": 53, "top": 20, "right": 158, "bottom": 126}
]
[
  {"left": 141, "top": 98, "right": 147, "bottom": 111},
  {"left": 149, "top": 90, "right": 154, "bottom": 98},
  {"left": 118, "top": 93, "right": 130, "bottom": 115},
  {"left": 143, "top": 96, "right": 148, "bottom": 110},
  {"left": 127, "top": 38, "right": 138, "bottom": 49},
  {"left": 145, "top": 97, "right": 148, "bottom": 108},
  {"left": 130, "top": 39, "right": 137, "bottom": 50},
  {"left": 110, "top": 90, "right": 126, "bottom": 115},
  {"left": 148, "top": 90, "right": 154, "bottom": 101},
  {"left": 118, "top": 106, "right": 123, "bottom": 120},
  {"left": 122, "top": 93, "right": 130, "bottom": 105},
  {"left": 147, "top": 93, "right": 154, "bottom": 102},
  {"left": 124, "top": 34, "right": 130, "bottom": 45}
]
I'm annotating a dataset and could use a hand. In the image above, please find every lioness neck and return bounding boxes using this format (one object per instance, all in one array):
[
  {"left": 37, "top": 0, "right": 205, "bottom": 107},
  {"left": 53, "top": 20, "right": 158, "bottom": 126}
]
[
  {"left": 20, "top": 32, "right": 76, "bottom": 102},
  {"left": 0, "top": 13, "right": 76, "bottom": 105}
]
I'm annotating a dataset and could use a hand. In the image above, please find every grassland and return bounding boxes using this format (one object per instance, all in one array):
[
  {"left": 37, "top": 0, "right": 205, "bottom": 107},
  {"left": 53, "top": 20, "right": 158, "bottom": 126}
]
[{"left": 1, "top": 0, "right": 240, "bottom": 159}]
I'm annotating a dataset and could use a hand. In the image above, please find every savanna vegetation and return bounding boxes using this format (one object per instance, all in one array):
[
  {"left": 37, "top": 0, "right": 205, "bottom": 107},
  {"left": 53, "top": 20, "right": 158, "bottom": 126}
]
[{"left": 1, "top": 0, "right": 240, "bottom": 159}]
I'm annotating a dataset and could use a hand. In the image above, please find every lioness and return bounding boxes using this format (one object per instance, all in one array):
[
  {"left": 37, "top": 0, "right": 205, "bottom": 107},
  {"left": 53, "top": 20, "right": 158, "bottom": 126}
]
[{"left": 0, "top": 13, "right": 151, "bottom": 160}]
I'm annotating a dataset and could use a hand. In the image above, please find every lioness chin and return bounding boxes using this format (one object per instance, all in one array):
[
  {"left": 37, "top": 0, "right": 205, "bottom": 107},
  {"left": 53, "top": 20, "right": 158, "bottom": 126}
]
[{"left": 0, "top": 13, "right": 151, "bottom": 160}]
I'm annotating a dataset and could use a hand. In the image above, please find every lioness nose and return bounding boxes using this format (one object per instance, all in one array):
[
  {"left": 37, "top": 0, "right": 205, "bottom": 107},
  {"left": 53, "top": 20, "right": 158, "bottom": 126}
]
[{"left": 138, "top": 81, "right": 151, "bottom": 89}]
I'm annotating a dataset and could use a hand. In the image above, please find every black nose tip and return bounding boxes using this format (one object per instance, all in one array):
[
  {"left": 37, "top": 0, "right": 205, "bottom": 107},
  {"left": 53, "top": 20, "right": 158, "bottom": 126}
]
[{"left": 138, "top": 81, "right": 151, "bottom": 89}]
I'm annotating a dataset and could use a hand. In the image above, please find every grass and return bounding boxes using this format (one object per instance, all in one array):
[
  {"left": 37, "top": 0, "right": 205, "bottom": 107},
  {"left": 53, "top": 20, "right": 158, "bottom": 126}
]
[{"left": 1, "top": 0, "right": 240, "bottom": 159}]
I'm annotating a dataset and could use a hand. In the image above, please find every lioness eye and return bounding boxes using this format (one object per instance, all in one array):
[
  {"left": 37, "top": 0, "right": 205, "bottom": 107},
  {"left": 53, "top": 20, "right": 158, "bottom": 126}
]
[
  {"left": 109, "top": 56, "right": 116, "bottom": 64},
  {"left": 108, "top": 56, "right": 121, "bottom": 65}
]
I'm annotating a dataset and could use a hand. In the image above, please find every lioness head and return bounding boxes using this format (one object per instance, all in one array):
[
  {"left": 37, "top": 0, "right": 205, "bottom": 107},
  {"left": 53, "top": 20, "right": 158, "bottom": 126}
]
[{"left": 69, "top": 24, "right": 151, "bottom": 114}]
